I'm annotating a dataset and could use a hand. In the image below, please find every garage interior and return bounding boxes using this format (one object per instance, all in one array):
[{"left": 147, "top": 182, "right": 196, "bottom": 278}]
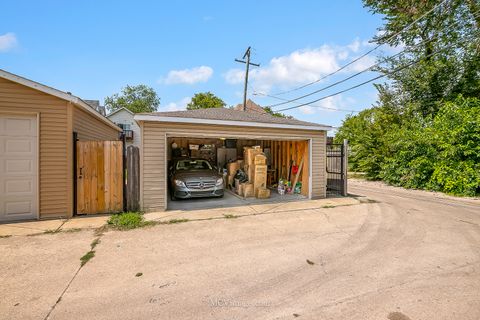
[{"left": 167, "top": 136, "right": 310, "bottom": 210}]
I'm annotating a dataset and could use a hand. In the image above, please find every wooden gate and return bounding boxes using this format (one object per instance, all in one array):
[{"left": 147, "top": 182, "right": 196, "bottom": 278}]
[{"left": 76, "top": 141, "right": 123, "bottom": 214}]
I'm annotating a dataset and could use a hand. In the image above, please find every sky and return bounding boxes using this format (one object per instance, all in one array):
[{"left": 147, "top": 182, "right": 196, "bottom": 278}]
[{"left": 0, "top": 1, "right": 391, "bottom": 131}]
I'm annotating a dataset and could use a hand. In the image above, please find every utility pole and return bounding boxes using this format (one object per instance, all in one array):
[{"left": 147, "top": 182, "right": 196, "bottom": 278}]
[{"left": 235, "top": 46, "right": 260, "bottom": 111}]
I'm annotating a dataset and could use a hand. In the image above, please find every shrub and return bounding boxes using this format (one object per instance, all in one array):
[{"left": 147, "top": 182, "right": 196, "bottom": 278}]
[{"left": 337, "top": 95, "right": 480, "bottom": 197}]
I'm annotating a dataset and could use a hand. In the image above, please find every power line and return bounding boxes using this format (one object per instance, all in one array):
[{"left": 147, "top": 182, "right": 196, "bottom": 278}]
[
  {"left": 246, "top": 83, "right": 358, "bottom": 113},
  {"left": 275, "top": 32, "right": 478, "bottom": 113},
  {"left": 259, "top": 9, "right": 480, "bottom": 109},
  {"left": 260, "top": 0, "right": 450, "bottom": 97}
]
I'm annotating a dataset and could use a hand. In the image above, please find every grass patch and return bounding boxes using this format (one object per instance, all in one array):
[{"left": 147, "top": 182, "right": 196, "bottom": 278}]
[
  {"left": 80, "top": 250, "right": 95, "bottom": 267},
  {"left": 44, "top": 229, "right": 61, "bottom": 234},
  {"left": 0, "top": 235, "right": 12, "bottom": 238},
  {"left": 348, "top": 172, "right": 367, "bottom": 179},
  {"left": 165, "top": 218, "right": 189, "bottom": 224},
  {"left": 322, "top": 205, "right": 336, "bottom": 209},
  {"left": 107, "top": 212, "right": 149, "bottom": 230},
  {"left": 223, "top": 214, "right": 238, "bottom": 219},
  {"left": 91, "top": 238, "right": 101, "bottom": 250}
]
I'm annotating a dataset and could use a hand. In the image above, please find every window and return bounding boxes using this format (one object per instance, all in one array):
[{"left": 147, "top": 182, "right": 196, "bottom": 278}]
[
  {"left": 117, "top": 123, "right": 131, "bottom": 131},
  {"left": 176, "top": 160, "right": 212, "bottom": 171}
]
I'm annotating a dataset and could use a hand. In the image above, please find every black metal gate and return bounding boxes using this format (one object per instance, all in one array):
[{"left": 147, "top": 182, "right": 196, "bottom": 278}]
[{"left": 326, "top": 143, "right": 346, "bottom": 196}]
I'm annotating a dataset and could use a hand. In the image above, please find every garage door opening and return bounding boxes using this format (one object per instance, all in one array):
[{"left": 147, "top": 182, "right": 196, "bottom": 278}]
[{"left": 166, "top": 136, "right": 310, "bottom": 211}]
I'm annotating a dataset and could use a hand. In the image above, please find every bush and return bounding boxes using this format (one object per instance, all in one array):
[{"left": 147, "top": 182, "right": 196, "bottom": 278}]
[
  {"left": 107, "top": 212, "right": 147, "bottom": 230},
  {"left": 337, "top": 95, "right": 480, "bottom": 197}
]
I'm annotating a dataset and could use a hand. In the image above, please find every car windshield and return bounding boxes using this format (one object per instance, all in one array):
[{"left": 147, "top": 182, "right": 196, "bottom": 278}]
[{"left": 176, "top": 159, "right": 212, "bottom": 171}]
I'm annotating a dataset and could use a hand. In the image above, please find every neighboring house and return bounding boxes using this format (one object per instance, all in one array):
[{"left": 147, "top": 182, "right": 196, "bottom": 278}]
[
  {"left": 107, "top": 107, "right": 141, "bottom": 146},
  {"left": 0, "top": 69, "right": 122, "bottom": 222},
  {"left": 233, "top": 99, "right": 268, "bottom": 114},
  {"left": 84, "top": 99, "right": 106, "bottom": 116},
  {"left": 134, "top": 108, "right": 332, "bottom": 212}
]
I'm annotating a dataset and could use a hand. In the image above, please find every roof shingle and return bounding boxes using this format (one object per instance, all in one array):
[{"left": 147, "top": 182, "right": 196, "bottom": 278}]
[{"left": 142, "top": 108, "right": 329, "bottom": 128}]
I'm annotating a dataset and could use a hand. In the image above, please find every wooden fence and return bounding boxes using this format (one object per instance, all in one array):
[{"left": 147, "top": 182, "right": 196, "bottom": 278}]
[
  {"left": 76, "top": 141, "right": 123, "bottom": 214},
  {"left": 126, "top": 145, "right": 140, "bottom": 211}
]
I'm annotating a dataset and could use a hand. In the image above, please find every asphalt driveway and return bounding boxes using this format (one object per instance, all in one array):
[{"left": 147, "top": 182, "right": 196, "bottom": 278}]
[{"left": 1, "top": 180, "right": 479, "bottom": 320}]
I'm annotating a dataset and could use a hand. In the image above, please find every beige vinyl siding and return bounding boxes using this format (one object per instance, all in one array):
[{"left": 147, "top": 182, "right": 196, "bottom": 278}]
[
  {"left": 0, "top": 77, "right": 70, "bottom": 218},
  {"left": 140, "top": 121, "right": 326, "bottom": 212},
  {"left": 73, "top": 107, "right": 119, "bottom": 141},
  {"left": 107, "top": 109, "right": 141, "bottom": 146}
]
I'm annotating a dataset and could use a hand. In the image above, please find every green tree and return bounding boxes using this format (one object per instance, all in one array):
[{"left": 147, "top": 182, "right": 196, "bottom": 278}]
[
  {"left": 263, "top": 106, "right": 293, "bottom": 119},
  {"left": 364, "top": 0, "right": 480, "bottom": 117},
  {"left": 105, "top": 85, "right": 160, "bottom": 114},
  {"left": 334, "top": 0, "right": 480, "bottom": 196},
  {"left": 186, "top": 92, "right": 226, "bottom": 110}
]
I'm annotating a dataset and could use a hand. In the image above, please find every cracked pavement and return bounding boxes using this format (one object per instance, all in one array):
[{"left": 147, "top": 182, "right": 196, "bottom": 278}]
[{"left": 1, "top": 180, "right": 479, "bottom": 320}]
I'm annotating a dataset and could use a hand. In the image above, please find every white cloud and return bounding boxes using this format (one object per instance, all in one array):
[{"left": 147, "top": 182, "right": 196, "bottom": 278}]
[
  {"left": 225, "top": 39, "right": 376, "bottom": 93},
  {"left": 225, "top": 68, "right": 244, "bottom": 85},
  {"left": 161, "top": 97, "right": 191, "bottom": 111},
  {"left": 0, "top": 33, "right": 18, "bottom": 52},
  {"left": 347, "top": 38, "right": 361, "bottom": 53},
  {"left": 298, "top": 95, "right": 355, "bottom": 115},
  {"left": 160, "top": 66, "right": 213, "bottom": 85},
  {"left": 299, "top": 105, "right": 315, "bottom": 114}
]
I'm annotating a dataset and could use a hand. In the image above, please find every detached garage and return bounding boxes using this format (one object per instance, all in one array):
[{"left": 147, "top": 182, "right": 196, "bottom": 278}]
[
  {"left": 0, "top": 69, "right": 121, "bottom": 222},
  {"left": 135, "top": 108, "right": 332, "bottom": 212}
]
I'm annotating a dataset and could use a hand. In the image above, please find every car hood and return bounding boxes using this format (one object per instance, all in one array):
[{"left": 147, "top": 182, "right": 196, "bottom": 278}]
[{"left": 173, "top": 170, "right": 221, "bottom": 182}]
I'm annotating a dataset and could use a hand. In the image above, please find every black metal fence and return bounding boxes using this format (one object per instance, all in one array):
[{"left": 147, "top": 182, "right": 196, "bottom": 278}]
[{"left": 326, "top": 143, "right": 346, "bottom": 196}]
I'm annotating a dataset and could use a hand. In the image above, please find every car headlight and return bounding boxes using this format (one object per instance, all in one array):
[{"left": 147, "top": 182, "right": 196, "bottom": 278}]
[
  {"left": 216, "top": 178, "right": 223, "bottom": 186},
  {"left": 174, "top": 179, "right": 186, "bottom": 187}
]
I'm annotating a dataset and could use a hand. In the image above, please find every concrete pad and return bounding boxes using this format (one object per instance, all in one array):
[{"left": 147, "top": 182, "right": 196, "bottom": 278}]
[
  {"left": 61, "top": 215, "right": 110, "bottom": 230},
  {"left": 4, "top": 181, "right": 479, "bottom": 319},
  {"left": 146, "top": 196, "right": 360, "bottom": 223},
  {"left": 0, "top": 219, "right": 66, "bottom": 236},
  {"left": 167, "top": 189, "right": 308, "bottom": 211},
  {"left": 0, "top": 230, "right": 95, "bottom": 320}
]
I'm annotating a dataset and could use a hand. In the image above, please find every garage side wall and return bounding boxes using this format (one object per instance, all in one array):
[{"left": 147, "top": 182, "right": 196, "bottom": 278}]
[
  {"left": 140, "top": 121, "right": 327, "bottom": 212},
  {"left": 73, "top": 107, "right": 120, "bottom": 141},
  {"left": 0, "top": 77, "right": 71, "bottom": 218}
]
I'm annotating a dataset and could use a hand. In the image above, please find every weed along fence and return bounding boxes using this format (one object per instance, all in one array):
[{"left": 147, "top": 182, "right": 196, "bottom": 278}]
[{"left": 74, "top": 135, "right": 140, "bottom": 215}]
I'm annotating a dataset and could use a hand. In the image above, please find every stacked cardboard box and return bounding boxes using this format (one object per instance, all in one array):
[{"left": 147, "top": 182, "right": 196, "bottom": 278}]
[
  {"left": 252, "top": 164, "right": 267, "bottom": 192},
  {"left": 227, "top": 162, "right": 239, "bottom": 176},
  {"left": 241, "top": 183, "right": 254, "bottom": 198},
  {"left": 235, "top": 178, "right": 243, "bottom": 195},
  {"left": 255, "top": 187, "right": 271, "bottom": 199},
  {"left": 242, "top": 146, "right": 270, "bottom": 199},
  {"left": 227, "top": 160, "right": 244, "bottom": 189}
]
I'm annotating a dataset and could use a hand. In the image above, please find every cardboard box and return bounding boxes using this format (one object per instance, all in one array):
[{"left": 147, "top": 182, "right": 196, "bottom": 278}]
[
  {"left": 255, "top": 187, "right": 271, "bottom": 199},
  {"left": 248, "top": 165, "right": 254, "bottom": 182},
  {"left": 254, "top": 153, "right": 267, "bottom": 165},
  {"left": 227, "top": 162, "right": 240, "bottom": 176},
  {"left": 235, "top": 178, "right": 241, "bottom": 194},
  {"left": 236, "top": 159, "right": 244, "bottom": 169},
  {"left": 252, "top": 164, "right": 267, "bottom": 191},
  {"left": 242, "top": 183, "right": 254, "bottom": 197},
  {"left": 190, "top": 149, "right": 200, "bottom": 158},
  {"left": 228, "top": 175, "right": 235, "bottom": 188},
  {"left": 244, "top": 147, "right": 263, "bottom": 167},
  {"left": 237, "top": 184, "right": 244, "bottom": 196}
]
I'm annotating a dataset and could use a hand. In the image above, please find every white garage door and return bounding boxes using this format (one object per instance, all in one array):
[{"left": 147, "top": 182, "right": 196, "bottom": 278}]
[{"left": 0, "top": 114, "right": 38, "bottom": 221}]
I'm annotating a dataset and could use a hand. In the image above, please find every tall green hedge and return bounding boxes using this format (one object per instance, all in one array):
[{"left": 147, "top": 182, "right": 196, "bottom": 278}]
[{"left": 336, "top": 96, "right": 480, "bottom": 196}]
